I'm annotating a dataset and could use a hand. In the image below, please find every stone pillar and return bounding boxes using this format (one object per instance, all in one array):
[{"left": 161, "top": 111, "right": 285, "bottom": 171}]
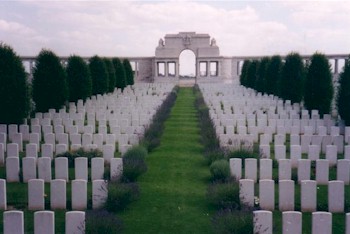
[
  {"left": 206, "top": 61, "right": 210, "bottom": 77},
  {"left": 334, "top": 59, "right": 338, "bottom": 74},
  {"left": 164, "top": 61, "right": 168, "bottom": 77}
]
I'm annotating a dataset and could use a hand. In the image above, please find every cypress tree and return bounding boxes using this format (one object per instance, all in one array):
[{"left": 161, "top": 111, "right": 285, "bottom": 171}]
[
  {"left": 337, "top": 56, "right": 350, "bottom": 125},
  {"left": 0, "top": 43, "right": 30, "bottom": 124},
  {"left": 280, "top": 52, "right": 305, "bottom": 103},
  {"left": 123, "top": 59, "right": 134, "bottom": 86},
  {"left": 103, "top": 58, "right": 116, "bottom": 93},
  {"left": 255, "top": 57, "right": 270, "bottom": 93},
  {"left": 112, "top": 58, "right": 126, "bottom": 89},
  {"left": 240, "top": 60, "right": 251, "bottom": 87},
  {"left": 66, "top": 55, "right": 92, "bottom": 102},
  {"left": 89, "top": 56, "right": 108, "bottom": 95},
  {"left": 265, "top": 55, "right": 283, "bottom": 96},
  {"left": 32, "top": 49, "right": 68, "bottom": 112},
  {"left": 246, "top": 60, "right": 259, "bottom": 89},
  {"left": 304, "top": 53, "right": 333, "bottom": 116}
]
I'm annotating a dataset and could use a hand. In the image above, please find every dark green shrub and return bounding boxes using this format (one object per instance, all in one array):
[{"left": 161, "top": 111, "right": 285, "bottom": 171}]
[
  {"left": 255, "top": 57, "right": 270, "bottom": 93},
  {"left": 304, "top": 53, "right": 333, "bottom": 116},
  {"left": 32, "top": 49, "right": 68, "bottom": 112},
  {"left": 103, "top": 58, "right": 116, "bottom": 93},
  {"left": 0, "top": 43, "right": 30, "bottom": 124},
  {"left": 56, "top": 148, "right": 103, "bottom": 168},
  {"left": 211, "top": 209, "right": 253, "bottom": 234},
  {"left": 123, "top": 59, "right": 134, "bottom": 86},
  {"left": 240, "top": 60, "right": 251, "bottom": 87},
  {"left": 210, "top": 159, "right": 230, "bottom": 181},
  {"left": 122, "top": 146, "right": 148, "bottom": 182},
  {"left": 204, "top": 150, "right": 225, "bottom": 166},
  {"left": 112, "top": 58, "right": 126, "bottom": 89},
  {"left": 89, "top": 55, "right": 108, "bottom": 95},
  {"left": 265, "top": 55, "right": 283, "bottom": 96},
  {"left": 66, "top": 55, "right": 92, "bottom": 102},
  {"left": 280, "top": 52, "right": 305, "bottom": 103},
  {"left": 207, "top": 181, "right": 240, "bottom": 209},
  {"left": 105, "top": 182, "right": 139, "bottom": 212},
  {"left": 337, "top": 56, "right": 350, "bottom": 125},
  {"left": 246, "top": 60, "right": 259, "bottom": 89},
  {"left": 85, "top": 210, "right": 123, "bottom": 233}
]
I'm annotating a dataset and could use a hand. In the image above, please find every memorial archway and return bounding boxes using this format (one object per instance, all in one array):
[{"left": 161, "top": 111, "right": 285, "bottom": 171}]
[
  {"left": 154, "top": 32, "right": 221, "bottom": 83},
  {"left": 179, "top": 49, "right": 196, "bottom": 77}
]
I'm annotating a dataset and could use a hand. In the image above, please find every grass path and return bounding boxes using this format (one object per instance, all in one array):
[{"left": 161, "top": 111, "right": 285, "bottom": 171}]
[{"left": 120, "top": 87, "right": 214, "bottom": 234}]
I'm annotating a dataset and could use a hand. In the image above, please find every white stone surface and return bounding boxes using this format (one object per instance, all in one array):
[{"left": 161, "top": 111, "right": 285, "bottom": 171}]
[
  {"left": 239, "top": 179, "right": 254, "bottom": 208},
  {"left": 279, "top": 180, "right": 295, "bottom": 211},
  {"left": 312, "top": 212, "right": 332, "bottom": 234},
  {"left": 50, "top": 179, "right": 66, "bottom": 210},
  {"left": 92, "top": 180, "right": 108, "bottom": 209},
  {"left": 3, "top": 211, "right": 24, "bottom": 234},
  {"left": 28, "top": 179, "right": 44, "bottom": 210},
  {"left": 72, "top": 179, "right": 87, "bottom": 210},
  {"left": 65, "top": 211, "right": 85, "bottom": 234},
  {"left": 283, "top": 211, "right": 302, "bottom": 234},
  {"left": 34, "top": 211, "right": 55, "bottom": 234},
  {"left": 328, "top": 180, "right": 344, "bottom": 213},
  {"left": 253, "top": 210, "right": 273, "bottom": 234},
  {"left": 110, "top": 158, "right": 123, "bottom": 181},
  {"left": 245, "top": 158, "right": 257, "bottom": 182},
  {"left": 55, "top": 157, "right": 69, "bottom": 181},
  {"left": 75, "top": 157, "right": 88, "bottom": 180},
  {"left": 337, "top": 159, "right": 350, "bottom": 184},
  {"left": 259, "top": 159, "right": 272, "bottom": 180},
  {"left": 0, "top": 179, "right": 7, "bottom": 210},
  {"left": 22, "top": 157, "right": 37, "bottom": 182},
  {"left": 38, "top": 157, "right": 52, "bottom": 182},
  {"left": 6, "top": 157, "right": 20, "bottom": 182},
  {"left": 298, "top": 159, "right": 311, "bottom": 183},
  {"left": 316, "top": 160, "right": 329, "bottom": 185},
  {"left": 91, "top": 158, "right": 104, "bottom": 181},
  {"left": 301, "top": 180, "right": 317, "bottom": 212},
  {"left": 279, "top": 159, "right": 291, "bottom": 180},
  {"left": 259, "top": 179, "right": 274, "bottom": 211}
]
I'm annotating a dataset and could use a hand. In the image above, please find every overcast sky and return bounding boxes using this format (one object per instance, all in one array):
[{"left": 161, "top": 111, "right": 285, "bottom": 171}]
[{"left": 1, "top": 0, "right": 350, "bottom": 59}]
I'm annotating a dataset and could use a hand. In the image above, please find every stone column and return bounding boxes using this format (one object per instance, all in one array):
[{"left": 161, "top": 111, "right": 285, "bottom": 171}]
[
  {"left": 164, "top": 61, "right": 168, "bottom": 77},
  {"left": 334, "top": 59, "right": 338, "bottom": 74},
  {"left": 206, "top": 61, "right": 210, "bottom": 77}
]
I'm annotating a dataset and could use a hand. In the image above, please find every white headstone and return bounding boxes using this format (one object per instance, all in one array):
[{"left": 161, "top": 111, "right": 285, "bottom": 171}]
[
  {"left": 3, "top": 211, "right": 24, "bottom": 234},
  {"left": 55, "top": 157, "right": 69, "bottom": 181},
  {"left": 28, "top": 179, "right": 44, "bottom": 210},
  {"left": 110, "top": 158, "right": 123, "bottom": 181},
  {"left": 290, "top": 135, "right": 300, "bottom": 146},
  {"left": 25, "top": 143, "right": 38, "bottom": 158},
  {"left": 283, "top": 211, "right": 302, "bottom": 234},
  {"left": 65, "top": 211, "right": 85, "bottom": 234},
  {"left": 259, "top": 179, "right": 274, "bottom": 211},
  {"left": 38, "top": 157, "right": 52, "bottom": 182},
  {"left": 7, "top": 143, "right": 19, "bottom": 157},
  {"left": 92, "top": 180, "right": 108, "bottom": 209},
  {"left": 6, "top": 157, "right": 20, "bottom": 182},
  {"left": 75, "top": 157, "right": 88, "bottom": 180},
  {"left": 325, "top": 145, "right": 337, "bottom": 167},
  {"left": 279, "top": 159, "right": 292, "bottom": 180},
  {"left": 279, "top": 180, "right": 295, "bottom": 211},
  {"left": 229, "top": 158, "right": 242, "bottom": 180},
  {"left": 50, "top": 179, "right": 66, "bottom": 210},
  {"left": 102, "top": 144, "right": 114, "bottom": 163},
  {"left": 239, "top": 179, "right": 254, "bottom": 208},
  {"left": 34, "top": 211, "right": 55, "bottom": 234},
  {"left": 245, "top": 158, "right": 257, "bottom": 182},
  {"left": 72, "top": 179, "right": 87, "bottom": 210},
  {"left": 328, "top": 180, "right": 344, "bottom": 213},
  {"left": 0, "top": 143, "right": 4, "bottom": 165},
  {"left": 253, "top": 210, "right": 273, "bottom": 234},
  {"left": 91, "top": 158, "right": 104, "bottom": 181},
  {"left": 259, "top": 144, "right": 270, "bottom": 159},
  {"left": 0, "top": 179, "right": 7, "bottom": 210},
  {"left": 308, "top": 145, "right": 320, "bottom": 161},
  {"left": 260, "top": 159, "right": 272, "bottom": 180},
  {"left": 56, "top": 144, "right": 68, "bottom": 155},
  {"left": 301, "top": 180, "right": 317, "bottom": 212},
  {"left": 290, "top": 145, "right": 302, "bottom": 168},
  {"left": 337, "top": 159, "right": 350, "bottom": 185},
  {"left": 312, "top": 212, "right": 332, "bottom": 234},
  {"left": 22, "top": 157, "right": 37, "bottom": 182},
  {"left": 298, "top": 159, "right": 311, "bottom": 183},
  {"left": 12, "top": 133, "right": 23, "bottom": 152},
  {"left": 41, "top": 144, "right": 53, "bottom": 159},
  {"left": 316, "top": 160, "right": 329, "bottom": 185},
  {"left": 274, "top": 145, "right": 286, "bottom": 160}
]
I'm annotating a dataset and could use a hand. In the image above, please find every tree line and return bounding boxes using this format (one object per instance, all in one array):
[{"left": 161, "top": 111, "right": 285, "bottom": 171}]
[
  {"left": 240, "top": 52, "right": 350, "bottom": 125},
  {"left": 0, "top": 43, "right": 135, "bottom": 124}
]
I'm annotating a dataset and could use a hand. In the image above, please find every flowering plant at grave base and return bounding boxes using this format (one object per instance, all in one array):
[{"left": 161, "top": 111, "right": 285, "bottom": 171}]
[{"left": 254, "top": 196, "right": 260, "bottom": 206}]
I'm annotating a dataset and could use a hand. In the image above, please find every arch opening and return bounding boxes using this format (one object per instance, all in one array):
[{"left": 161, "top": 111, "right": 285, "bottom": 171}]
[{"left": 179, "top": 49, "right": 196, "bottom": 78}]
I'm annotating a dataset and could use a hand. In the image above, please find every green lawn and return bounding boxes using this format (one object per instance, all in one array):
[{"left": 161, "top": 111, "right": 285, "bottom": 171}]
[{"left": 119, "top": 87, "right": 214, "bottom": 234}]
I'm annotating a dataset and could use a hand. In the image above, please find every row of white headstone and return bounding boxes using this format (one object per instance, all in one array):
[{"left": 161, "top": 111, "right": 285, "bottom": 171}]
[
  {"left": 3, "top": 210, "right": 85, "bottom": 234},
  {"left": 230, "top": 158, "right": 350, "bottom": 184},
  {"left": 240, "top": 178, "right": 346, "bottom": 213},
  {"left": 5, "top": 156, "right": 122, "bottom": 183},
  {"left": 254, "top": 210, "right": 349, "bottom": 234},
  {"left": 0, "top": 178, "right": 108, "bottom": 211}
]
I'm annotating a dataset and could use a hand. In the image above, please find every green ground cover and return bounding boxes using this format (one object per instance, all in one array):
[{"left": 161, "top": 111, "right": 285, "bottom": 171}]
[{"left": 120, "top": 87, "right": 214, "bottom": 234}]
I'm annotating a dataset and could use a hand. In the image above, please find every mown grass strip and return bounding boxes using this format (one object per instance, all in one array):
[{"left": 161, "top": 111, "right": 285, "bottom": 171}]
[{"left": 120, "top": 87, "right": 214, "bottom": 234}]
